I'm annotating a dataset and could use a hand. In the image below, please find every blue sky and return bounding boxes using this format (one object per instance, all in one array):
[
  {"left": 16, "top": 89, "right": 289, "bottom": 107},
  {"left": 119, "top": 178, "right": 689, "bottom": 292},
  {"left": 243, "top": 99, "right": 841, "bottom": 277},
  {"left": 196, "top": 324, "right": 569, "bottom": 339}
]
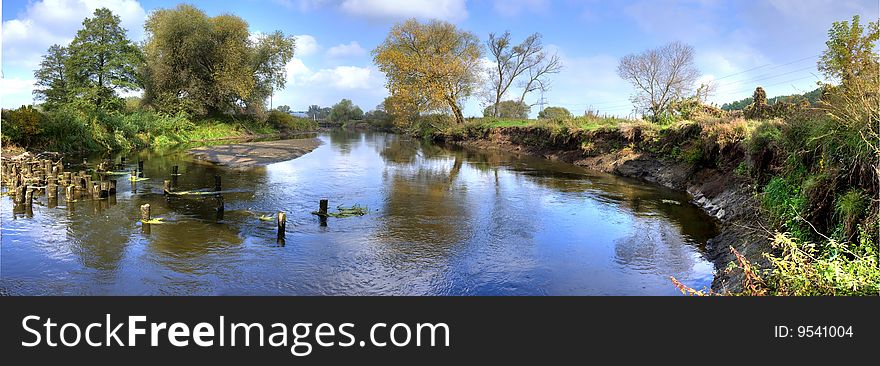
[{"left": 2, "top": 0, "right": 877, "bottom": 117}]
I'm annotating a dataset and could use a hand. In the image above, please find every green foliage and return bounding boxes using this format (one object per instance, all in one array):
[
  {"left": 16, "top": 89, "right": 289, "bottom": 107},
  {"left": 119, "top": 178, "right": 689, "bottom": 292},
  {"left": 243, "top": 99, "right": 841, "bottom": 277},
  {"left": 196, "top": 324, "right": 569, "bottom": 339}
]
[
  {"left": 721, "top": 87, "right": 823, "bottom": 111},
  {"left": 834, "top": 189, "right": 869, "bottom": 240},
  {"left": 142, "top": 4, "right": 295, "bottom": 116},
  {"left": 307, "top": 105, "right": 331, "bottom": 120},
  {"left": 266, "top": 110, "right": 319, "bottom": 131},
  {"left": 745, "top": 120, "right": 781, "bottom": 155},
  {"left": 0, "top": 105, "right": 46, "bottom": 147},
  {"left": 759, "top": 232, "right": 879, "bottom": 295},
  {"left": 329, "top": 99, "right": 364, "bottom": 122},
  {"left": 364, "top": 103, "right": 393, "bottom": 129},
  {"left": 483, "top": 100, "right": 529, "bottom": 119},
  {"left": 66, "top": 8, "right": 142, "bottom": 111},
  {"left": 762, "top": 176, "right": 809, "bottom": 241},
  {"left": 818, "top": 15, "right": 879, "bottom": 84},
  {"left": 32, "top": 45, "right": 71, "bottom": 110},
  {"left": 537, "top": 106, "right": 572, "bottom": 120}
]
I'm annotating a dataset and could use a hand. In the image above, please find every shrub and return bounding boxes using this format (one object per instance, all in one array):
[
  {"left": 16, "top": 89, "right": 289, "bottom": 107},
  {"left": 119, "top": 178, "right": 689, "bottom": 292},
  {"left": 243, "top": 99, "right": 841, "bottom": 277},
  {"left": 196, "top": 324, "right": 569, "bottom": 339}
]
[
  {"left": 759, "top": 232, "right": 879, "bottom": 296},
  {"left": 537, "top": 106, "right": 572, "bottom": 120},
  {"left": 1, "top": 105, "right": 46, "bottom": 148},
  {"left": 266, "top": 110, "right": 318, "bottom": 132}
]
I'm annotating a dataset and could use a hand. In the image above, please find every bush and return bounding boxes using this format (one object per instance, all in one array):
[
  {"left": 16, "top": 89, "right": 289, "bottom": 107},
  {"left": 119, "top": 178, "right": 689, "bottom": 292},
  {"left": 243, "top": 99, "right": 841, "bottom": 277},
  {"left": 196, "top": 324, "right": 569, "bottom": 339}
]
[
  {"left": 537, "top": 106, "right": 572, "bottom": 120},
  {"left": 1, "top": 105, "right": 46, "bottom": 148},
  {"left": 484, "top": 100, "right": 530, "bottom": 119},
  {"left": 759, "top": 232, "right": 879, "bottom": 295},
  {"left": 266, "top": 110, "right": 318, "bottom": 132}
]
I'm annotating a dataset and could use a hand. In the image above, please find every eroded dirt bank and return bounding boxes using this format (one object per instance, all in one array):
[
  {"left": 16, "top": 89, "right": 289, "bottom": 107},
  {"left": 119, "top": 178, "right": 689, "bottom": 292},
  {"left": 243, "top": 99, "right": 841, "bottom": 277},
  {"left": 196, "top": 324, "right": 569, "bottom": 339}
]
[{"left": 434, "top": 126, "right": 772, "bottom": 293}]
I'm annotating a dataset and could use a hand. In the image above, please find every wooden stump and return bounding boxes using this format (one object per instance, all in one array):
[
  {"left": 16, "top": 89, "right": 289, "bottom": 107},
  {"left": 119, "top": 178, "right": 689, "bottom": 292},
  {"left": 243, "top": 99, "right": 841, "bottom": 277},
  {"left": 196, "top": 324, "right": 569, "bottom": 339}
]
[
  {"left": 319, "top": 199, "right": 328, "bottom": 226},
  {"left": 277, "top": 211, "right": 286, "bottom": 237},
  {"left": 66, "top": 185, "right": 75, "bottom": 202},
  {"left": 319, "top": 199, "right": 329, "bottom": 215},
  {"left": 47, "top": 178, "right": 58, "bottom": 201},
  {"left": 163, "top": 180, "right": 172, "bottom": 194},
  {"left": 214, "top": 175, "right": 221, "bottom": 191},
  {"left": 92, "top": 183, "right": 101, "bottom": 200},
  {"left": 140, "top": 204, "right": 151, "bottom": 221},
  {"left": 100, "top": 181, "right": 110, "bottom": 198}
]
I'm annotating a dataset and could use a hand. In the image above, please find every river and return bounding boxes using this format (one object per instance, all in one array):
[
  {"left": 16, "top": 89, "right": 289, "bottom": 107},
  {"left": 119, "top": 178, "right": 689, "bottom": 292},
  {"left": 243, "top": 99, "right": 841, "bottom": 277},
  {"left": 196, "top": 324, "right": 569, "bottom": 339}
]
[{"left": 0, "top": 130, "right": 718, "bottom": 295}]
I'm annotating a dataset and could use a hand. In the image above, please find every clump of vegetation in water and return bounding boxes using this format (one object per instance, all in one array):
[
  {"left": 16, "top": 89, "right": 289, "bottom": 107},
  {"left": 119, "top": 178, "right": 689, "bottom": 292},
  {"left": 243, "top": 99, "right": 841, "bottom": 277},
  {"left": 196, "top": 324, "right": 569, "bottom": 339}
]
[{"left": 312, "top": 204, "right": 369, "bottom": 218}]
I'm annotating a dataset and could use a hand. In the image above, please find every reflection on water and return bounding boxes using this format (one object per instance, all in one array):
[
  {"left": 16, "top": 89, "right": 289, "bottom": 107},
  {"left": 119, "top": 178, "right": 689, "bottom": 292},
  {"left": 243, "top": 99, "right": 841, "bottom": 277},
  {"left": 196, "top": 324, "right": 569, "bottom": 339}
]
[{"left": 0, "top": 131, "right": 717, "bottom": 295}]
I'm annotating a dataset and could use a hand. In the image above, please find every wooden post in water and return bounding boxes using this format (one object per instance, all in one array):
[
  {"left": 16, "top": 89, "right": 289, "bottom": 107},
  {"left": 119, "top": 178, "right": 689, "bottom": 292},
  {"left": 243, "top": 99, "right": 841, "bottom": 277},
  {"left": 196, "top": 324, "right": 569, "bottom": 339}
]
[
  {"left": 15, "top": 185, "right": 25, "bottom": 204},
  {"left": 319, "top": 199, "right": 328, "bottom": 226},
  {"left": 214, "top": 175, "right": 221, "bottom": 192},
  {"left": 25, "top": 188, "right": 33, "bottom": 206},
  {"left": 66, "top": 185, "right": 75, "bottom": 202},
  {"left": 99, "top": 181, "right": 110, "bottom": 198},
  {"left": 163, "top": 180, "right": 171, "bottom": 195},
  {"left": 92, "top": 183, "right": 101, "bottom": 200},
  {"left": 215, "top": 195, "right": 224, "bottom": 221},
  {"left": 171, "top": 166, "right": 178, "bottom": 189},
  {"left": 47, "top": 178, "right": 58, "bottom": 201},
  {"left": 138, "top": 161, "right": 144, "bottom": 178},
  {"left": 277, "top": 211, "right": 286, "bottom": 239},
  {"left": 140, "top": 204, "right": 151, "bottom": 221},
  {"left": 108, "top": 179, "right": 116, "bottom": 195}
]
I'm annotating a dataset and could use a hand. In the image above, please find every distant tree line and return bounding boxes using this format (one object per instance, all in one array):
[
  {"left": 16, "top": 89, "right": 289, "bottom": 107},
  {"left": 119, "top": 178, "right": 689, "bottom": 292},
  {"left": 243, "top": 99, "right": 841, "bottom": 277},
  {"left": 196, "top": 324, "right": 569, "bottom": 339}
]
[{"left": 721, "top": 87, "right": 823, "bottom": 111}]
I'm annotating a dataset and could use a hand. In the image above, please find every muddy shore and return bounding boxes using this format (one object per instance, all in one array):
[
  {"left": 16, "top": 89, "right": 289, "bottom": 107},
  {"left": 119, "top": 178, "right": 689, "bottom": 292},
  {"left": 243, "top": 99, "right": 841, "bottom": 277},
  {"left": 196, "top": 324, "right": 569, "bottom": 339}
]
[{"left": 439, "top": 127, "right": 771, "bottom": 293}]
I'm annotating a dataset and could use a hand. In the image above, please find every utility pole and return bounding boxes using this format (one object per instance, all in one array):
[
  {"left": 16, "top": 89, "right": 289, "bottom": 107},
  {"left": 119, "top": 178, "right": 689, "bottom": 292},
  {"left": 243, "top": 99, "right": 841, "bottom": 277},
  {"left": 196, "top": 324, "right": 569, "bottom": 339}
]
[{"left": 537, "top": 88, "right": 547, "bottom": 113}]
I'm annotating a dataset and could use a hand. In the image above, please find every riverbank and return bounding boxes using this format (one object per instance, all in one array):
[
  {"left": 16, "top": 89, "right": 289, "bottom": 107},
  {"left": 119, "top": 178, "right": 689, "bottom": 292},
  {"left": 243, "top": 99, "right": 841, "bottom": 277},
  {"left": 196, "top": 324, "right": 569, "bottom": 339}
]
[
  {"left": 429, "top": 121, "right": 774, "bottom": 293},
  {"left": 1, "top": 106, "right": 319, "bottom": 154}
]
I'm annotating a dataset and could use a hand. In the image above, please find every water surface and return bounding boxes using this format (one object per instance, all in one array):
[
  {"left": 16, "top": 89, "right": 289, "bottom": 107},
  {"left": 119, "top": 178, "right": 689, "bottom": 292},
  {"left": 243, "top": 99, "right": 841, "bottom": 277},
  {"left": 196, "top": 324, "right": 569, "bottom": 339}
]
[{"left": 1, "top": 131, "right": 718, "bottom": 295}]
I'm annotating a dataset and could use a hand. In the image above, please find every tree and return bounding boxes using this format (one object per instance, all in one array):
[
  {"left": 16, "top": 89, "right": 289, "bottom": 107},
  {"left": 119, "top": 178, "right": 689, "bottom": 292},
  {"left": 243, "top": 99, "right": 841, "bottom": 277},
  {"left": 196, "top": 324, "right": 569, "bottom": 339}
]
[
  {"left": 33, "top": 44, "right": 70, "bottom": 110},
  {"left": 143, "top": 4, "right": 295, "bottom": 116},
  {"left": 276, "top": 105, "right": 291, "bottom": 113},
  {"left": 617, "top": 41, "right": 699, "bottom": 121},
  {"left": 373, "top": 19, "right": 483, "bottom": 125},
  {"left": 744, "top": 87, "right": 769, "bottom": 119},
  {"left": 66, "top": 8, "right": 141, "bottom": 111},
  {"left": 482, "top": 100, "right": 529, "bottom": 118},
  {"left": 537, "top": 106, "right": 572, "bottom": 120},
  {"left": 329, "top": 99, "right": 363, "bottom": 122},
  {"left": 818, "top": 15, "right": 879, "bottom": 85},
  {"left": 485, "top": 32, "right": 561, "bottom": 117},
  {"left": 365, "top": 102, "right": 392, "bottom": 127}
]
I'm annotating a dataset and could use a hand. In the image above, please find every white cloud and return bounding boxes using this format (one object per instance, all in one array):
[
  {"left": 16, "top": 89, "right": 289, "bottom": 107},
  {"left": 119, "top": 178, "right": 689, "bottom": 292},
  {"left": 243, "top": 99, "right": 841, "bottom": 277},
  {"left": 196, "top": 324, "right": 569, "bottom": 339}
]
[
  {"left": 0, "top": 78, "right": 37, "bottom": 108},
  {"left": 309, "top": 66, "right": 374, "bottom": 89},
  {"left": 275, "top": 57, "right": 387, "bottom": 111},
  {"left": 338, "top": 0, "right": 468, "bottom": 22},
  {"left": 294, "top": 35, "right": 320, "bottom": 56},
  {"left": 2, "top": 0, "right": 147, "bottom": 69},
  {"left": 326, "top": 41, "right": 366, "bottom": 58}
]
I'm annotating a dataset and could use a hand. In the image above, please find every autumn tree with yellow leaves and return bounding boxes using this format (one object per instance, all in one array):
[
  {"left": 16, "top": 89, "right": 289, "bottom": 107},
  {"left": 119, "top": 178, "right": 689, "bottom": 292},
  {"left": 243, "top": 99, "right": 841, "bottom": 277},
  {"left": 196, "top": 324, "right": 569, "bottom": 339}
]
[{"left": 372, "top": 19, "right": 483, "bottom": 126}]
